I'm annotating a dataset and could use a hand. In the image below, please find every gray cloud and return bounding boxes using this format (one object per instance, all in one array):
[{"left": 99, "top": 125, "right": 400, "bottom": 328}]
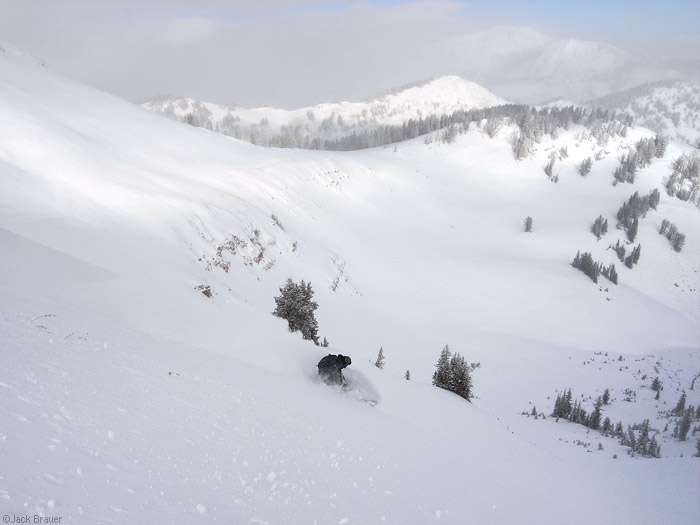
[{"left": 1, "top": 1, "right": 697, "bottom": 108}]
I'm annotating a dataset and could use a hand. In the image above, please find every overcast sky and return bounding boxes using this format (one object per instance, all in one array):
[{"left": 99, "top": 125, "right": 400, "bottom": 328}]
[{"left": 1, "top": 0, "right": 698, "bottom": 107}]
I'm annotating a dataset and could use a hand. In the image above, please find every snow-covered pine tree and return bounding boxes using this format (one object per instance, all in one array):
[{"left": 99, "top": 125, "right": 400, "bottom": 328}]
[
  {"left": 627, "top": 218, "right": 639, "bottom": 242},
  {"left": 448, "top": 352, "right": 474, "bottom": 402},
  {"left": 653, "top": 134, "right": 668, "bottom": 158},
  {"left": 591, "top": 215, "right": 608, "bottom": 240},
  {"left": 672, "top": 232, "right": 686, "bottom": 252},
  {"left": 552, "top": 388, "right": 574, "bottom": 419},
  {"left": 483, "top": 118, "right": 502, "bottom": 138},
  {"left": 624, "top": 244, "right": 641, "bottom": 269},
  {"left": 572, "top": 251, "right": 601, "bottom": 283},
  {"left": 544, "top": 156, "right": 556, "bottom": 179},
  {"left": 432, "top": 345, "right": 452, "bottom": 389},
  {"left": 648, "top": 188, "right": 661, "bottom": 209},
  {"left": 272, "top": 278, "right": 320, "bottom": 345},
  {"left": 676, "top": 409, "right": 692, "bottom": 441},
  {"left": 579, "top": 156, "right": 593, "bottom": 176},
  {"left": 626, "top": 426, "right": 637, "bottom": 451},
  {"left": 673, "top": 391, "right": 687, "bottom": 414},
  {"left": 611, "top": 240, "right": 626, "bottom": 262},
  {"left": 589, "top": 397, "right": 603, "bottom": 430},
  {"left": 375, "top": 347, "right": 386, "bottom": 369},
  {"left": 633, "top": 244, "right": 641, "bottom": 264},
  {"left": 601, "top": 263, "right": 618, "bottom": 285},
  {"left": 636, "top": 419, "right": 650, "bottom": 454}
]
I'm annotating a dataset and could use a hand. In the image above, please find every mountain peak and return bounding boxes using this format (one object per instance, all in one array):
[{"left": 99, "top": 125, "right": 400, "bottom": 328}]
[{"left": 373, "top": 75, "right": 506, "bottom": 110}]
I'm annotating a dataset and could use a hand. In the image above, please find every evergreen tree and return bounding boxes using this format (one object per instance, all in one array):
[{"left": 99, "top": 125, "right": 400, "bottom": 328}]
[
  {"left": 589, "top": 397, "right": 603, "bottom": 430},
  {"left": 601, "top": 263, "right": 618, "bottom": 285},
  {"left": 626, "top": 426, "right": 637, "bottom": 451},
  {"left": 552, "top": 388, "right": 574, "bottom": 419},
  {"left": 432, "top": 345, "right": 474, "bottom": 401},
  {"left": 648, "top": 188, "right": 661, "bottom": 209},
  {"left": 272, "top": 278, "right": 320, "bottom": 345},
  {"left": 544, "top": 156, "right": 556, "bottom": 179},
  {"left": 649, "top": 436, "right": 661, "bottom": 458},
  {"left": 624, "top": 244, "right": 641, "bottom": 269},
  {"left": 612, "top": 240, "right": 626, "bottom": 262},
  {"left": 672, "top": 232, "right": 686, "bottom": 252},
  {"left": 572, "top": 251, "right": 601, "bottom": 283},
  {"left": 591, "top": 215, "right": 609, "bottom": 240},
  {"left": 676, "top": 409, "right": 692, "bottom": 441},
  {"left": 673, "top": 391, "right": 687, "bottom": 414},
  {"left": 632, "top": 244, "right": 641, "bottom": 264},
  {"left": 602, "top": 388, "right": 611, "bottom": 405},
  {"left": 374, "top": 347, "right": 386, "bottom": 369},
  {"left": 636, "top": 419, "right": 650, "bottom": 455},
  {"left": 448, "top": 352, "right": 474, "bottom": 402},
  {"left": 627, "top": 218, "right": 639, "bottom": 242},
  {"left": 432, "top": 345, "right": 452, "bottom": 389},
  {"left": 579, "top": 157, "right": 593, "bottom": 176},
  {"left": 614, "top": 421, "right": 624, "bottom": 438},
  {"left": 524, "top": 216, "right": 533, "bottom": 232},
  {"left": 405, "top": 370, "right": 411, "bottom": 380}
]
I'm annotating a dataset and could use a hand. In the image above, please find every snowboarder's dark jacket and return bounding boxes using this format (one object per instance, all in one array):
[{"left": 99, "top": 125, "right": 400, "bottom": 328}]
[{"left": 317, "top": 354, "right": 351, "bottom": 385}]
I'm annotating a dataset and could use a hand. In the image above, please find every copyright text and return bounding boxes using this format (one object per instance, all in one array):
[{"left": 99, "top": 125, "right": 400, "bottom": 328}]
[{"left": 3, "top": 515, "right": 62, "bottom": 524}]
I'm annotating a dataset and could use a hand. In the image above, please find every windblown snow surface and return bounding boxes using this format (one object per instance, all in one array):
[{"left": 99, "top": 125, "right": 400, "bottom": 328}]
[{"left": 0, "top": 48, "right": 699, "bottom": 523}]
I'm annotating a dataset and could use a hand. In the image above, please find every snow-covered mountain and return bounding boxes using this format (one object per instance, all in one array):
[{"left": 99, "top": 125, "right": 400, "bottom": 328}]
[
  {"left": 426, "top": 27, "right": 682, "bottom": 104},
  {"left": 589, "top": 80, "right": 700, "bottom": 146},
  {"left": 142, "top": 76, "right": 506, "bottom": 147},
  {"left": 1, "top": 45, "right": 699, "bottom": 524}
]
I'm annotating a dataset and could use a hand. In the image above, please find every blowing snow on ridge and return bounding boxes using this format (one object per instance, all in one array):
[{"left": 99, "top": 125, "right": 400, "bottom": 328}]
[{"left": 1, "top": 31, "right": 699, "bottom": 525}]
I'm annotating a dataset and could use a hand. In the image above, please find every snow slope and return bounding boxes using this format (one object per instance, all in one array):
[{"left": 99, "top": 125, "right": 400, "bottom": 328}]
[
  {"left": 1, "top": 46, "right": 699, "bottom": 523},
  {"left": 141, "top": 76, "right": 506, "bottom": 145}
]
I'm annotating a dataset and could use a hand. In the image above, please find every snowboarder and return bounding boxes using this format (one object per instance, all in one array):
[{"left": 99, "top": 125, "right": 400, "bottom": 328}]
[{"left": 317, "top": 354, "right": 352, "bottom": 386}]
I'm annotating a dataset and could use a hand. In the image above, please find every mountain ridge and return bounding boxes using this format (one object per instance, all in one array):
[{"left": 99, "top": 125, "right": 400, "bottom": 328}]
[{"left": 141, "top": 74, "right": 506, "bottom": 146}]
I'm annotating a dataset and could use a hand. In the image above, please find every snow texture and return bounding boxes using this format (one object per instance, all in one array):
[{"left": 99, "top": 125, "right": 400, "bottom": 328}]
[{"left": 0, "top": 45, "right": 699, "bottom": 524}]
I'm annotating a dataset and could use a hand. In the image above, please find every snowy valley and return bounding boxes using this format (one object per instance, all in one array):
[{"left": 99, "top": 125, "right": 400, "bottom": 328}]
[{"left": 1, "top": 42, "right": 699, "bottom": 525}]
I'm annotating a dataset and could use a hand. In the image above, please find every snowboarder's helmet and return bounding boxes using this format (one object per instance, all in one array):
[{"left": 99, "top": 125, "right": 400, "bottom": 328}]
[{"left": 343, "top": 356, "right": 352, "bottom": 366}]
